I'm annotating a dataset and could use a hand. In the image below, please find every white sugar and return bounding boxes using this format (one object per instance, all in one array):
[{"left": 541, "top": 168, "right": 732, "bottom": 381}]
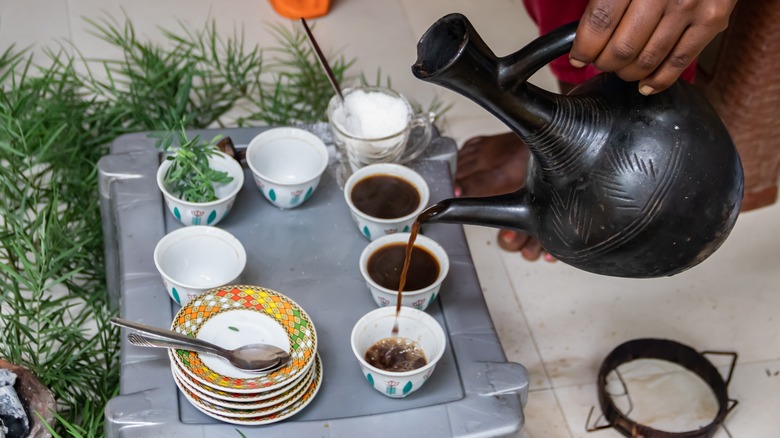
[{"left": 334, "top": 90, "right": 410, "bottom": 139}]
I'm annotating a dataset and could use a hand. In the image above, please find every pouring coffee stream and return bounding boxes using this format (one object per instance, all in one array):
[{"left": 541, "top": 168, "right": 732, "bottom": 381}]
[
  {"left": 392, "top": 205, "right": 444, "bottom": 335},
  {"left": 409, "top": 13, "right": 744, "bottom": 278}
]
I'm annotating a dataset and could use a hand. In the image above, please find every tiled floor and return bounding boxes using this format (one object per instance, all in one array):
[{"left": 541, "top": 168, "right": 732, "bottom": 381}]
[{"left": 3, "top": 0, "right": 779, "bottom": 436}]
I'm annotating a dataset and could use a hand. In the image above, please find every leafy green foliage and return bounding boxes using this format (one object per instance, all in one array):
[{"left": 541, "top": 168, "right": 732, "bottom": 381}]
[
  {"left": 0, "top": 48, "right": 120, "bottom": 437},
  {"left": 82, "top": 16, "right": 266, "bottom": 130},
  {"left": 152, "top": 123, "right": 232, "bottom": 203}
]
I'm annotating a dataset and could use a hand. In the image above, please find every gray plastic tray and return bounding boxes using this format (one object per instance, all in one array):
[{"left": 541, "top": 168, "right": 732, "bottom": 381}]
[{"left": 99, "top": 126, "right": 528, "bottom": 437}]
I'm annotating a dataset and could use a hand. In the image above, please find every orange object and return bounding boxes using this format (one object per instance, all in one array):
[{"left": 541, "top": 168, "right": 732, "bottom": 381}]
[{"left": 269, "top": 0, "right": 330, "bottom": 19}]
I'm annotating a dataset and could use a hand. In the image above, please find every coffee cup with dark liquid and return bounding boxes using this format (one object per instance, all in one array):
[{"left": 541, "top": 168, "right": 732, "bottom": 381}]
[
  {"left": 343, "top": 163, "right": 429, "bottom": 241},
  {"left": 359, "top": 232, "right": 449, "bottom": 311},
  {"left": 350, "top": 306, "right": 446, "bottom": 398}
]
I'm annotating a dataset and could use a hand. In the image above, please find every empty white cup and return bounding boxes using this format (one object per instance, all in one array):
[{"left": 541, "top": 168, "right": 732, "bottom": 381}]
[
  {"left": 245, "top": 127, "right": 329, "bottom": 209},
  {"left": 153, "top": 226, "right": 246, "bottom": 306}
]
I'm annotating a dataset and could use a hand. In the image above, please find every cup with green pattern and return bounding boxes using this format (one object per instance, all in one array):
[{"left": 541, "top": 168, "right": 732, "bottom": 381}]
[
  {"left": 350, "top": 306, "right": 446, "bottom": 398},
  {"left": 153, "top": 226, "right": 246, "bottom": 306},
  {"left": 343, "top": 163, "right": 430, "bottom": 241},
  {"left": 245, "top": 127, "right": 329, "bottom": 209},
  {"left": 157, "top": 150, "right": 244, "bottom": 227}
]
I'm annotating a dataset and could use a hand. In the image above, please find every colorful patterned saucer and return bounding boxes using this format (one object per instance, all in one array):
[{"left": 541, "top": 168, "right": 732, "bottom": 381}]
[
  {"left": 170, "top": 356, "right": 312, "bottom": 403},
  {"left": 174, "top": 358, "right": 316, "bottom": 417},
  {"left": 172, "top": 358, "right": 314, "bottom": 410},
  {"left": 178, "top": 353, "right": 323, "bottom": 425},
  {"left": 171, "top": 285, "right": 317, "bottom": 393}
]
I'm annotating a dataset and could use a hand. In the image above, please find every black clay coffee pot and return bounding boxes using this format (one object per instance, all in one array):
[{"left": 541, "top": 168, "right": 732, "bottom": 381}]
[{"left": 412, "top": 14, "right": 744, "bottom": 278}]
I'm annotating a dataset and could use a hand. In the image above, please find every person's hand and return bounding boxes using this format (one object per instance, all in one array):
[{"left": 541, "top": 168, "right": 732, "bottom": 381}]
[
  {"left": 570, "top": 0, "right": 737, "bottom": 95},
  {"left": 498, "top": 230, "right": 557, "bottom": 262}
]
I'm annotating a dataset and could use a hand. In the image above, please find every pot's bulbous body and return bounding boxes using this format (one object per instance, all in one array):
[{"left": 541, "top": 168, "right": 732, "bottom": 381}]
[
  {"left": 525, "top": 76, "right": 742, "bottom": 277},
  {"left": 413, "top": 13, "right": 744, "bottom": 278}
]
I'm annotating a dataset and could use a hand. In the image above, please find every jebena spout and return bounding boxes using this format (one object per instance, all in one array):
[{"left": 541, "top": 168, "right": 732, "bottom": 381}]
[{"left": 421, "top": 191, "right": 535, "bottom": 235}]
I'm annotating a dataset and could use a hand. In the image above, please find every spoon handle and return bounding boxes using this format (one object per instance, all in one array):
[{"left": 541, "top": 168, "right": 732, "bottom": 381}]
[
  {"left": 300, "top": 18, "right": 343, "bottom": 101},
  {"left": 126, "top": 332, "right": 220, "bottom": 358},
  {"left": 110, "top": 317, "right": 225, "bottom": 356}
]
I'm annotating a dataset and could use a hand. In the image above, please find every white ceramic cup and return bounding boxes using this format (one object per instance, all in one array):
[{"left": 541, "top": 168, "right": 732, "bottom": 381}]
[
  {"left": 343, "top": 163, "right": 430, "bottom": 241},
  {"left": 327, "top": 86, "right": 434, "bottom": 172},
  {"left": 359, "top": 233, "right": 449, "bottom": 311},
  {"left": 351, "top": 306, "right": 446, "bottom": 398},
  {"left": 157, "top": 150, "right": 244, "bottom": 227},
  {"left": 153, "top": 227, "right": 246, "bottom": 306},
  {"left": 245, "top": 127, "right": 329, "bottom": 209}
]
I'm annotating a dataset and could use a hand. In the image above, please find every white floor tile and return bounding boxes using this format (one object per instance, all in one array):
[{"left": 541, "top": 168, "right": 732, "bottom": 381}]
[
  {"left": 302, "top": 0, "right": 424, "bottom": 96},
  {"left": 718, "top": 359, "right": 780, "bottom": 437},
  {"left": 522, "top": 389, "right": 572, "bottom": 438},
  {"left": 552, "top": 382, "right": 621, "bottom": 438},
  {"left": 464, "top": 225, "right": 551, "bottom": 390},
  {"left": 66, "top": 0, "right": 296, "bottom": 62},
  {"left": 502, "top": 201, "right": 780, "bottom": 390}
]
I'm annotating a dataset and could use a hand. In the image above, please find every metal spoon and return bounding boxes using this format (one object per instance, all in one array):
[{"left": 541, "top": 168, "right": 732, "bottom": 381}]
[
  {"left": 300, "top": 17, "right": 344, "bottom": 102},
  {"left": 126, "top": 333, "right": 289, "bottom": 373},
  {"left": 111, "top": 317, "right": 291, "bottom": 373}
]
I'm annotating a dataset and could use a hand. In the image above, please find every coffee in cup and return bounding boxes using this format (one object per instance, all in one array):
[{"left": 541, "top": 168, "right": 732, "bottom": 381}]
[
  {"left": 351, "top": 306, "right": 446, "bottom": 398},
  {"left": 359, "top": 233, "right": 449, "bottom": 311},
  {"left": 367, "top": 242, "right": 439, "bottom": 291},
  {"left": 364, "top": 336, "right": 427, "bottom": 372},
  {"left": 351, "top": 174, "right": 420, "bottom": 219},
  {"left": 343, "top": 163, "right": 429, "bottom": 241}
]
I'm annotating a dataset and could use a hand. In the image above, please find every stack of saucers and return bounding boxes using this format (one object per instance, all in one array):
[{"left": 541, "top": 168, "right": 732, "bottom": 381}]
[{"left": 168, "top": 285, "right": 321, "bottom": 425}]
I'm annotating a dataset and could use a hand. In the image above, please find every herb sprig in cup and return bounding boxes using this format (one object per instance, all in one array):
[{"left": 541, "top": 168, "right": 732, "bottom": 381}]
[{"left": 152, "top": 124, "right": 234, "bottom": 203}]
